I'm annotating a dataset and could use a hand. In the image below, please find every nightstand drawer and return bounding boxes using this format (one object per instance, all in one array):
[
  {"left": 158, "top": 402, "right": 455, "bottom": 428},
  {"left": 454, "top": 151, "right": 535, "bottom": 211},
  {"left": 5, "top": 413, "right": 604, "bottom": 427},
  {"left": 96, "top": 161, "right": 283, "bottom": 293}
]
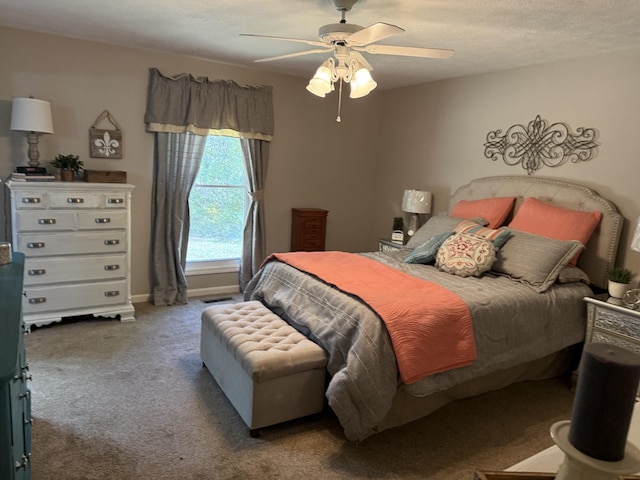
[
  {"left": 592, "top": 329, "right": 640, "bottom": 357},
  {"left": 592, "top": 308, "right": 640, "bottom": 339}
]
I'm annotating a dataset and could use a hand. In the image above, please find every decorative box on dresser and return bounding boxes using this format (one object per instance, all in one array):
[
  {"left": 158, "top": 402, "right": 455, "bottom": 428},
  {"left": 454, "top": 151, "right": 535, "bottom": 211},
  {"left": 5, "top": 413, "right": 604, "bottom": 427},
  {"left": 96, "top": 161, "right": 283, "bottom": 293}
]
[
  {"left": 5, "top": 181, "right": 135, "bottom": 331},
  {"left": 0, "top": 252, "right": 32, "bottom": 480},
  {"left": 290, "top": 208, "right": 328, "bottom": 252}
]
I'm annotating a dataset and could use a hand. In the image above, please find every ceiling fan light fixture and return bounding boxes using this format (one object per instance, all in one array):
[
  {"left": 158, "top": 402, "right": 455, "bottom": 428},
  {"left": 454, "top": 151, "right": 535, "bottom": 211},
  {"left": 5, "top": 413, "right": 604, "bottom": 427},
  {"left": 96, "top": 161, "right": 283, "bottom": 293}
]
[
  {"left": 349, "top": 64, "right": 377, "bottom": 98},
  {"left": 306, "top": 61, "right": 333, "bottom": 97}
]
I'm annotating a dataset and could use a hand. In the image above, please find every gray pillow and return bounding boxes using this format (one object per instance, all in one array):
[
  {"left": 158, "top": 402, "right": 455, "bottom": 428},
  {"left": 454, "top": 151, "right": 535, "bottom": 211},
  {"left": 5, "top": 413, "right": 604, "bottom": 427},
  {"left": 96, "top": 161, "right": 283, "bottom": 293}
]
[
  {"left": 491, "top": 230, "right": 585, "bottom": 293},
  {"left": 406, "top": 216, "right": 487, "bottom": 249}
]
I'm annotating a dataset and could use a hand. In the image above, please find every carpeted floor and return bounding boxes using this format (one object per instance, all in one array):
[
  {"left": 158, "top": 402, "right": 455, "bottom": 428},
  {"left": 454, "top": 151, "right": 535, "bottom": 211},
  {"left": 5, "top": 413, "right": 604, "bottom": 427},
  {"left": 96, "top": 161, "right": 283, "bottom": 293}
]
[{"left": 24, "top": 297, "right": 576, "bottom": 479}]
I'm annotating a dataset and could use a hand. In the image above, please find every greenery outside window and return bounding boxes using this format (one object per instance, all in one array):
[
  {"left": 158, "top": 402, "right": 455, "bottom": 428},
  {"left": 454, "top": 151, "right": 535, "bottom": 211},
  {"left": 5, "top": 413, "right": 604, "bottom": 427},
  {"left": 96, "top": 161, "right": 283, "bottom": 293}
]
[{"left": 186, "top": 136, "right": 246, "bottom": 274}]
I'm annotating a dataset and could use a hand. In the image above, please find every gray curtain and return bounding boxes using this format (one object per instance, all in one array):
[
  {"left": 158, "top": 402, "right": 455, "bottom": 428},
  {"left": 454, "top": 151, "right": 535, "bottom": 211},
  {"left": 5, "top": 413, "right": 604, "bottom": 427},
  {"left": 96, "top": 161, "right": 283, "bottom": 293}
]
[
  {"left": 145, "top": 68, "right": 274, "bottom": 305},
  {"left": 240, "top": 138, "right": 270, "bottom": 289},
  {"left": 151, "top": 132, "right": 206, "bottom": 305}
]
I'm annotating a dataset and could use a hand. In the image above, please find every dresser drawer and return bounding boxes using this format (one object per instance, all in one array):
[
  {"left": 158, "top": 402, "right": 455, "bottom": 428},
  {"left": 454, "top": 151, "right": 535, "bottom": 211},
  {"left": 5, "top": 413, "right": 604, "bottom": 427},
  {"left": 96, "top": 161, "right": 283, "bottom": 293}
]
[
  {"left": 17, "top": 231, "right": 127, "bottom": 256},
  {"left": 13, "top": 191, "right": 45, "bottom": 209},
  {"left": 77, "top": 211, "right": 127, "bottom": 229},
  {"left": 23, "top": 280, "right": 129, "bottom": 314},
  {"left": 24, "top": 254, "right": 127, "bottom": 285},
  {"left": 48, "top": 191, "right": 102, "bottom": 209},
  {"left": 592, "top": 308, "right": 640, "bottom": 339},
  {"left": 15, "top": 210, "right": 76, "bottom": 231}
]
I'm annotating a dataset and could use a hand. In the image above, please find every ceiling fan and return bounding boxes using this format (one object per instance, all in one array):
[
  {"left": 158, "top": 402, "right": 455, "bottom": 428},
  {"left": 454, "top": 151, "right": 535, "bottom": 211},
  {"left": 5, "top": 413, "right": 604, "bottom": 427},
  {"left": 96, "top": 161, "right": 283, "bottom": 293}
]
[{"left": 241, "top": 0, "right": 453, "bottom": 106}]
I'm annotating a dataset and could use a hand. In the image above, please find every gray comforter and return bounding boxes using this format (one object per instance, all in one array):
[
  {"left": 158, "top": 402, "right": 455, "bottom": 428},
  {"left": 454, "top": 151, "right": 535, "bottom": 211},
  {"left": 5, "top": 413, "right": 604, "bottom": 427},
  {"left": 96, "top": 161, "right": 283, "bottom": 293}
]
[{"left": 244, "top": 249, "right": 591, "bottom": 441}]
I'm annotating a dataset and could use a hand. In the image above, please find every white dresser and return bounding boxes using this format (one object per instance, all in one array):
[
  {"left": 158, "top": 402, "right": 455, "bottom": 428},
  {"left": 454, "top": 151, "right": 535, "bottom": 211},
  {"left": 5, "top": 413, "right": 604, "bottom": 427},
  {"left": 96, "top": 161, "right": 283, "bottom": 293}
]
[{"left": 6, "top": 181, "right": 135, "bottom": 330}]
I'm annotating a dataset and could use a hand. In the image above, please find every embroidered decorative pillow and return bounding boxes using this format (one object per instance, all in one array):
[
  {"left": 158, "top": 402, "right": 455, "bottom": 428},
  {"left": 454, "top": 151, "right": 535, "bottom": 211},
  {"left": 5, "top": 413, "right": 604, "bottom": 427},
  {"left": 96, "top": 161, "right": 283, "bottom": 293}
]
[
  {"left": 404, "top": 232, "right": 453, "bottom": 264},
  {"left": 453, "top": 220, "right": 511, "bottom": 248},
  {"left": 508, "top": 197, "right": 601, "bottom": 266},
  {"left": 450, "top": 197, "right": 516, "bottom": 228},
  {"left": 435, "top": 233, "right": 496, "bottom": 277}
]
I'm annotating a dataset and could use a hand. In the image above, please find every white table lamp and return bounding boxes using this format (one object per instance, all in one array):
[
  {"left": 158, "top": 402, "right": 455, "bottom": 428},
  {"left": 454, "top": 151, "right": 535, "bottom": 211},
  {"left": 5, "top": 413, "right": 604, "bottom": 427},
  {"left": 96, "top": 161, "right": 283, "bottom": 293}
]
[
  {"left": 402, "top": 189, "right": 432, "bottom": 237},
  {"left": 10, "top": 97, "right": 54, "bottom": 167},
  {"left": 632, "top": 217, "right": 640, "bottom": 253}
]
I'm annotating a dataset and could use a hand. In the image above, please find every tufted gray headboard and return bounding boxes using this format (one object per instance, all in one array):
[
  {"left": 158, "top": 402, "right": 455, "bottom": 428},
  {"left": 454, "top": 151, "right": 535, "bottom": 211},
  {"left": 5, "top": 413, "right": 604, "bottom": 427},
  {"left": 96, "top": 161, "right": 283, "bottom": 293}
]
[{"left": 449, "top": 176, "right": 622, "bottom": 290}]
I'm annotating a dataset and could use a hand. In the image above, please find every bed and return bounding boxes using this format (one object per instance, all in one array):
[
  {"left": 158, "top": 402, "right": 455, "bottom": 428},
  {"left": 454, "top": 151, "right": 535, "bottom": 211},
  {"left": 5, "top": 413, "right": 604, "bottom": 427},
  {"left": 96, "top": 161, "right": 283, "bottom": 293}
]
[{"left": 244, "top": 175, "right": 623, "bottom": 441}]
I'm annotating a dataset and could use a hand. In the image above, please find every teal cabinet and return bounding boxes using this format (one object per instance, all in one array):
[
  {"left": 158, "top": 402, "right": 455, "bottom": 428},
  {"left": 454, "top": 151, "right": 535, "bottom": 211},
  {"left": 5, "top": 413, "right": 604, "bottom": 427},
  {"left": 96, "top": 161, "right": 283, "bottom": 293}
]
[{"left": 0, "top": 252, "right": 32, "bottom": 480}]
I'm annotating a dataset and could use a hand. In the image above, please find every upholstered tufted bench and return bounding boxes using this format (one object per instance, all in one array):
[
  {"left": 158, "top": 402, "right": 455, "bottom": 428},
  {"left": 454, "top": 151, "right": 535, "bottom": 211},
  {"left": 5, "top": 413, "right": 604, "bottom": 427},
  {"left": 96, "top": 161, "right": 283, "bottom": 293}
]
[{"left": 200, "top": 300, "right": 328, "bottom": 437}]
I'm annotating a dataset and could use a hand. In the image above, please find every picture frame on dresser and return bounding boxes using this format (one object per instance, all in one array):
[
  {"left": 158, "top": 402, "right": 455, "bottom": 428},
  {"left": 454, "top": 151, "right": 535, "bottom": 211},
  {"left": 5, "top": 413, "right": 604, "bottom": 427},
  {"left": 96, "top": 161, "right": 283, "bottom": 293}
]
[{"left": 5, "top": 180, "right": 135, "bottom": 331}]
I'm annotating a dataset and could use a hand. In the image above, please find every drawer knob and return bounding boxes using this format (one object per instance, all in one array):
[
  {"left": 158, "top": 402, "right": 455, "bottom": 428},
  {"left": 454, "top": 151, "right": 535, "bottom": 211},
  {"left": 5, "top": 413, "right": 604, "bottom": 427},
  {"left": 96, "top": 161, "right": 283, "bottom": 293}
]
[
  {"left": 108, "top": 198, "right": 124, "bottom": 204},
  {"left": 104, "top": 239, "right": 120, "bottom": 246},
  {"left": 104, "top": 264, "right": 120, "bottom": 271},
  {"left": 28, "top": 297, "right": 47, "bottom": 304},
  {"left": 21, "top": 197, "right": 41, "bottom": 204},
  {"left": 95, "top": 217, "right": 112, "bottom": 224},
  {"left": 38, "top": 218, "right": 56, "bottom": 225},
  {"left": 28, "top": 269, "right": 46, "bottom": 276},
  {"left": 67, "top": 197, "right": 84, "bottom": 204},
  {"left": 27, "top": 242, "right": 45, "bottom": 249},
  {"left": 104, "top": 290, "right": 120, "bottom": 297}
]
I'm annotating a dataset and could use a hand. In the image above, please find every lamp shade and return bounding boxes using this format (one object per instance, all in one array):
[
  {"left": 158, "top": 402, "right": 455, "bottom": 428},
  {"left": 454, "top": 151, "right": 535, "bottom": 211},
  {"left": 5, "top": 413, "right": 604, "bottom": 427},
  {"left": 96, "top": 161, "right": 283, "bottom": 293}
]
[
  {"left": 10, "top": 97, "right": 54, "bottom": 134},
  {"left": 402, "top": 189, "right": 432, "bottom": 214},
  {"left": 632, "top": 217, "right": 640, "bottom": 252},
  {"left": 349, "top": 65, "right": 377, "bottom": 99},
  {"left": 306, "top": 62, "right": 333, "bottom": 97}
]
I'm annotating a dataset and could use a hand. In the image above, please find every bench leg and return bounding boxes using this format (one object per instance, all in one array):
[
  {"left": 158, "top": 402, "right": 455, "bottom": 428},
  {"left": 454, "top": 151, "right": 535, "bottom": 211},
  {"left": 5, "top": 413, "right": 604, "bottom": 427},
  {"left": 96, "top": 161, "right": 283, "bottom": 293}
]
[{"left": 249, "top": 428, "right": 260, "bottom": 438}]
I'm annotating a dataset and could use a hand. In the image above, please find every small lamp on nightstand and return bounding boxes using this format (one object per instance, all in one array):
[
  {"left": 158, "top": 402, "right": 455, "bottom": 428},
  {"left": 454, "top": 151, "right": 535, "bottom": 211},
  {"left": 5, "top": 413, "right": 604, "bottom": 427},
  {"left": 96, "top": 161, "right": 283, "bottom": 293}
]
[
  {"left": 402, "top": 189, "right": 432, "bottom": 238},
  {"left": 632, "top": 217, "right": 640, "bottom": 253}
]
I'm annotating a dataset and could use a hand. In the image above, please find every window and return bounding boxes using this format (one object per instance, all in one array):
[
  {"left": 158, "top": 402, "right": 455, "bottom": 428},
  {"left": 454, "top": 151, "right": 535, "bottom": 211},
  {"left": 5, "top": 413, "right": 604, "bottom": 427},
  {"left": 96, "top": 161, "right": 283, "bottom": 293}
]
[{"left": 186, "top": 136, "right": 246, "bottom": 273}]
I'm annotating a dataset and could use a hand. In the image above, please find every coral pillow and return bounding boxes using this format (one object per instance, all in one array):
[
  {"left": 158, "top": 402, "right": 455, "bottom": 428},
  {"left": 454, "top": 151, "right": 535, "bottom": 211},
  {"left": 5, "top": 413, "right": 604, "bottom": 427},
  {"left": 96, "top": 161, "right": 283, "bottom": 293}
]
[
  {"left": 450, "top": 197, "right": 516, "bottom": 228},
  {"left": 508, "top": 197, "right": 601, "bottom": 266}
]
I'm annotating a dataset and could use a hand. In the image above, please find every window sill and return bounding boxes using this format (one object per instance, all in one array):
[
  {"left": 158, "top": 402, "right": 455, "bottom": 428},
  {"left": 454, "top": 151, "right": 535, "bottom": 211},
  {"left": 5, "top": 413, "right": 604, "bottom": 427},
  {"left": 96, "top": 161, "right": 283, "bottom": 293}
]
[{"left": 186, "top": 259, "right": 239, "bottom": 276}]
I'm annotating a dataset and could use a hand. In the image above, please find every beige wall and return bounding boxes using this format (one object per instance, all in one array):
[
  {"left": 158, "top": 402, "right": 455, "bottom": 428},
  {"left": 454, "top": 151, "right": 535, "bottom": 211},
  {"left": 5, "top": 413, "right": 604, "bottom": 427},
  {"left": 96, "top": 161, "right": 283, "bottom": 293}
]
[
  {"left": 0, "top": 27, "right": 380, "bottom": 300},
  {"left": 2, "top": 26, "right": 639, "bottom": 299},
  {"left": 374, "top": 50, "right": 640, "bottom": 279}
]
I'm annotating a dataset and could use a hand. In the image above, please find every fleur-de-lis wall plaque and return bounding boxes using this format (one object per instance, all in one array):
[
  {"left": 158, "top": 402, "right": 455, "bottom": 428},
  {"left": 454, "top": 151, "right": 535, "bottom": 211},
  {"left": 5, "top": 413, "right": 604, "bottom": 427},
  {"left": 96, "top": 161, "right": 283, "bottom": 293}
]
[
  {"left": 483, "top": 115, "right": 598, "bottom": 175},
  {"left": 89, "top": 110, "right": 123, "bottom": 159}
]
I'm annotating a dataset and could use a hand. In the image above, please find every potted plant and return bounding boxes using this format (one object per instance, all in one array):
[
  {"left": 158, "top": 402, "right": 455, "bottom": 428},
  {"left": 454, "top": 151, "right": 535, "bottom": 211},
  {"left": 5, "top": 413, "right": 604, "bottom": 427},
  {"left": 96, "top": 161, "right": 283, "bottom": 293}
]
[
  {"left": 608, "top": 266, "right": 635, "bottom": 298},
  {"left": 50, "top": 154, "right": 84, "bottom": 182},
  {"left": 391, "top": 216, "right": 404, "bottom": 244}
]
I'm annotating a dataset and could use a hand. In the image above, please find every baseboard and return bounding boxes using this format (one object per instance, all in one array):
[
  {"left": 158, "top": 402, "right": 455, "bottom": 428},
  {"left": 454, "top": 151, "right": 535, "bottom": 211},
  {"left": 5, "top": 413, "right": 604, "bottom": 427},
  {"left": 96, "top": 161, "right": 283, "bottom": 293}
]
[{"left": 131, "top": 285, "right": 241, "bottom": 304}]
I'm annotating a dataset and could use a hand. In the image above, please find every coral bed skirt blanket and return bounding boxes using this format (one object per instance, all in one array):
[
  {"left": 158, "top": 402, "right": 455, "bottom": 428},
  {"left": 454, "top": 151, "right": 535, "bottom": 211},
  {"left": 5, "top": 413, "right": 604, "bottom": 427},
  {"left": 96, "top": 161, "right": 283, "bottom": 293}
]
[{"left": 265, "top": 251, "right": 477, "bottom": 384}]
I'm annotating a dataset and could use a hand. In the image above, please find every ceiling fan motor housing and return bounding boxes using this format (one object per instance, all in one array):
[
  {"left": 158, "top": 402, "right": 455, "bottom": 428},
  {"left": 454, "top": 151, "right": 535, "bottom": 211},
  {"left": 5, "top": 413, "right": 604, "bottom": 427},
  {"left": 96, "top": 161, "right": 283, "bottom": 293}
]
[{"left": 319, "top": 23, "right": 364, "bottom": 44}]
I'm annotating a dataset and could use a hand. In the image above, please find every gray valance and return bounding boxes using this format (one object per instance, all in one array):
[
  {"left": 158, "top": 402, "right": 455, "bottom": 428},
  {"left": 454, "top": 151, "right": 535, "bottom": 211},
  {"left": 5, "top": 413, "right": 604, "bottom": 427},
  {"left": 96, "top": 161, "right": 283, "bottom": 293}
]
[{"left": 144, "top": 68, "right": 274, "bottom": 141}]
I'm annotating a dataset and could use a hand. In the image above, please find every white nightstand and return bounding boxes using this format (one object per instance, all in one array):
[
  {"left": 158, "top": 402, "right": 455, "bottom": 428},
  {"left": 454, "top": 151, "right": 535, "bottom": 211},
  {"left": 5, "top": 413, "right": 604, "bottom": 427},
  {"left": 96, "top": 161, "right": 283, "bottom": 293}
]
[{"left": 377, "top": 238, "right": 404, "bottom": 253}]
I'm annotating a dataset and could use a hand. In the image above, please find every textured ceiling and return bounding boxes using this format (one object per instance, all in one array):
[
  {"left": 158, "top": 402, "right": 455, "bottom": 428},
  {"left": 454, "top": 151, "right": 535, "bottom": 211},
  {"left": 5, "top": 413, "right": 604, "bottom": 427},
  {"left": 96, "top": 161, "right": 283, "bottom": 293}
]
[{"left": 2, "top": 0, "right": 640, "bottom": 90}]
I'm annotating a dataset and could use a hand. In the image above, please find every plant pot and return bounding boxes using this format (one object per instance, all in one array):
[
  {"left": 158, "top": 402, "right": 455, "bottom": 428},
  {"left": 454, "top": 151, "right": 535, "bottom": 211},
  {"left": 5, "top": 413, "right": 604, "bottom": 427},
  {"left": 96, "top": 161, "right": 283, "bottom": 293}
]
[
  {"left": 60, "top": 169, "right": 74, "bottom": 182},
  {"left": 608, "top": 280, "right": 631, "bottom": 299}
]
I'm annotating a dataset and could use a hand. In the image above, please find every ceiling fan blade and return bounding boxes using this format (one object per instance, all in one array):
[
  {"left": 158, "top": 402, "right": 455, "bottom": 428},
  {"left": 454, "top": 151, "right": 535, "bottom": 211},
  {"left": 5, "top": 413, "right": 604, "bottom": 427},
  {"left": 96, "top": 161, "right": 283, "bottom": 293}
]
[
  {"left": 346, "top": 22, "right": 404, "bottom": 46},
  {"left": 360, "top": 44, "right": 454, "bottom": 59},
  {"left": 240, "top": 33, "right": 327, "bottom": 48},
  {"left": 254, "top": 48, "right": 332, "bottom": 63},
  {"left": 350, "top": 51, "right": 373, "bottom": 71}
]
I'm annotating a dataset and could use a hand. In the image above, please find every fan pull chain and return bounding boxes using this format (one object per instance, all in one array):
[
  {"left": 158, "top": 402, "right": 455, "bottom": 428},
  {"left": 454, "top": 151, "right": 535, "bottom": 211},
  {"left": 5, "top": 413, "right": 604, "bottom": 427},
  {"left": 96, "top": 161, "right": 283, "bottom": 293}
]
[{"left": 336, "top": 78, "right": 343, "bottom": 123}]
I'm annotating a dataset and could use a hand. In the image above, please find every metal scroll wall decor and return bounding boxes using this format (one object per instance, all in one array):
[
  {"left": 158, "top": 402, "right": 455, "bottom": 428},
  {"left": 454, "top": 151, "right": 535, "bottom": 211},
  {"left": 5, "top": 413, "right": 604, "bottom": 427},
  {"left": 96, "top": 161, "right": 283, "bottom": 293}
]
[{"left": 483, "top": 115, "right": 599, "bottom": 175}]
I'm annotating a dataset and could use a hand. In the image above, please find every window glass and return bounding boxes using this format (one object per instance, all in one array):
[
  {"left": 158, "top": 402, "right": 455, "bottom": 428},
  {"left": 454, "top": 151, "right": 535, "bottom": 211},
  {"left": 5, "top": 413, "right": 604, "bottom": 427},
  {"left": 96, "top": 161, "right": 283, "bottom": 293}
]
[{"left": 186, "top": 136, "right": 246, "bottom": 263}]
